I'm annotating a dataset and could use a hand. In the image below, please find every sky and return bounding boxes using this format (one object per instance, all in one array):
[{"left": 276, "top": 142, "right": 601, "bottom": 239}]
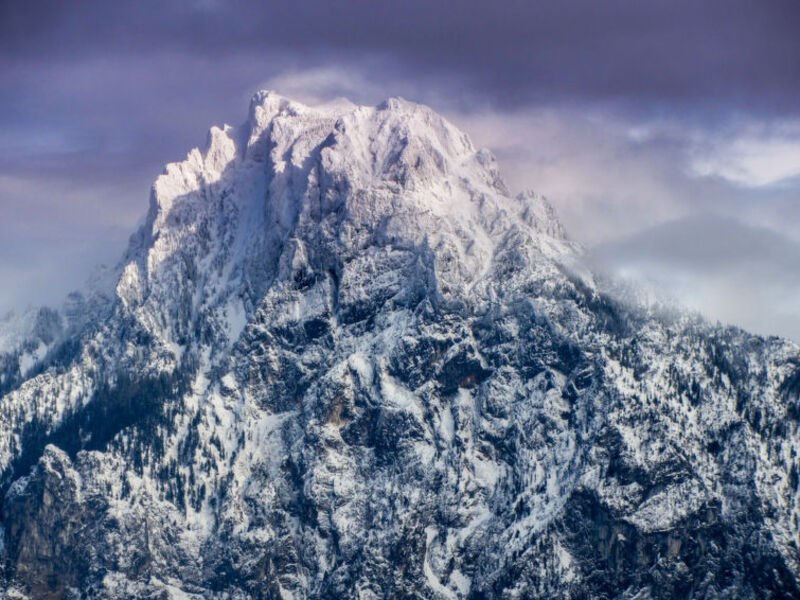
[{"left": 1, "top": 0, "right": 799, "bottom": 339}]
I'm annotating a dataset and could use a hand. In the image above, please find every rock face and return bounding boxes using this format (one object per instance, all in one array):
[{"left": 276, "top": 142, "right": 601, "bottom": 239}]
[{"left": 1, "top": 92, "right": 800, "bottom": 599}]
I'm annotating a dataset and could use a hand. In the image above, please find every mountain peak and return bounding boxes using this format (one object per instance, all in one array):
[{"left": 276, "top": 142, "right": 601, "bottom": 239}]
[
  {"left": 2, "top": 91, "right": 800, "bottom": 600},
  {"left": 242, "top": 90, "right": 484, "bottom": 188},
  {"left": 107, "top": 91, "right": 578, "bottom": 370}
]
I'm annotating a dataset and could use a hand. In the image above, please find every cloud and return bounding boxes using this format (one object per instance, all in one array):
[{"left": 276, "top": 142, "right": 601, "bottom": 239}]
[
  {"left": 260, "top": 67, "right": 387, "bottom": 106},
  {"left": 449, "top": 107, "right": 693, "bottom": 243},
  {"left": 0, "top": 172, "right": 141, "bottom": 312},
  {"left": 2, "top": 1, "right": 800, "bottom": 114},
  {"left": 689, "top": 125, "right": 800, "bottom": 187},
  {"left": 593, "top": 214, "right": 800, "bottom": 341}
]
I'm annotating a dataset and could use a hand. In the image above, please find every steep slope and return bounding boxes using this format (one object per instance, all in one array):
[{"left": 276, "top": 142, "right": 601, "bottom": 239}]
[{"left": 1, "top": 92, "right": 800, "bottom": 599}]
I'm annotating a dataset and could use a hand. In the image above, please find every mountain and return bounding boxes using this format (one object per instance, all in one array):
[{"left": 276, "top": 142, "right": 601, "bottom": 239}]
[{"left": 1, "top": 91, "right": 800, "bottom": 599}]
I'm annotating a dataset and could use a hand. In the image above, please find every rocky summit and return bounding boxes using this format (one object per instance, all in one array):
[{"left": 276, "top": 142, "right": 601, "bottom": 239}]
[{"left": 1, "top": 92, "right": 799, "bottom": 599}]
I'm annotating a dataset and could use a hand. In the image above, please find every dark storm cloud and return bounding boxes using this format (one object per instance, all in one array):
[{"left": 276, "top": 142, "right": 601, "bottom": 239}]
[{"left": 2, "top": 0, "right": 799, "bottom": 113}]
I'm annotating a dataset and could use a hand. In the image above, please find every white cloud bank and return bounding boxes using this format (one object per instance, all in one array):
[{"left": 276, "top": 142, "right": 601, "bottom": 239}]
[{"left": 689, "top": 124, "right": 800, "bottom": 187}]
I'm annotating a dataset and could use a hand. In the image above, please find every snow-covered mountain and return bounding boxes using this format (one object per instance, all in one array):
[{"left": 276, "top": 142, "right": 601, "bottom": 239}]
[{"left": 1, "top": 92, "right": 800, "bottom": 599}]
